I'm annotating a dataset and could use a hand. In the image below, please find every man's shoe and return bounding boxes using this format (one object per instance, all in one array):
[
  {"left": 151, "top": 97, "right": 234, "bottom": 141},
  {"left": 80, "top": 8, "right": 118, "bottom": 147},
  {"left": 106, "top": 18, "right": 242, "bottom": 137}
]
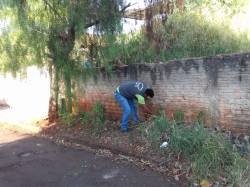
[
  {"left": 134, "top": 123, "right": 139, "bottom": 127},
  {"left": 120, "top": 128, "right": 133, "bottom": 133}
]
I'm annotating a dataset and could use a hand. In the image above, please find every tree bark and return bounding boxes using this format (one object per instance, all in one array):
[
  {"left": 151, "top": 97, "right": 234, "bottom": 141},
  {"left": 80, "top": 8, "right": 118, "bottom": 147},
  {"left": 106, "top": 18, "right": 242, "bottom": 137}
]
[{"left": 48, "top": 62, "right": 59, "bottom": 122}]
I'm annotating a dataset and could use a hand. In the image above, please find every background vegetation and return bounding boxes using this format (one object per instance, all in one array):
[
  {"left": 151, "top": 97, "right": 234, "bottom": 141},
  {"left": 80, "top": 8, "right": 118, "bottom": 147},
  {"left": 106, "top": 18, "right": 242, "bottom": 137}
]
[{"left": 95, "top": 0, "right": 250, "bottom": 64}]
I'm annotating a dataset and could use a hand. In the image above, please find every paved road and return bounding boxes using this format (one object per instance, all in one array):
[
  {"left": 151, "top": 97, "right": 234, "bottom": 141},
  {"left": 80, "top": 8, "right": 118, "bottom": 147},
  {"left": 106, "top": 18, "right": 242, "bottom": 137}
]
[{"left": 0, "top": 128, "right": 180, "bottom": 187}]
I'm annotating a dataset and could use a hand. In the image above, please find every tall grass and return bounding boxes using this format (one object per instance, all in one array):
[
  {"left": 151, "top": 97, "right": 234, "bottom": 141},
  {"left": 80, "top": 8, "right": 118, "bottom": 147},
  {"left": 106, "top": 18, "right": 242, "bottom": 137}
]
[
  {"left": 161, "top": 12, "right": 250, "bottom": 60},
  {"left": 142, "top": 112, "right": 250, "bottom": 186}
]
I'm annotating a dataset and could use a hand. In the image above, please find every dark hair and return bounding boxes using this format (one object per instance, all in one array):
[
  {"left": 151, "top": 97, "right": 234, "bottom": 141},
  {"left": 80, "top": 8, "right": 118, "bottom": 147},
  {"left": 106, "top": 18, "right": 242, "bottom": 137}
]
[{"left": 145, "top": 88, "right": 154, "bottom": 98}]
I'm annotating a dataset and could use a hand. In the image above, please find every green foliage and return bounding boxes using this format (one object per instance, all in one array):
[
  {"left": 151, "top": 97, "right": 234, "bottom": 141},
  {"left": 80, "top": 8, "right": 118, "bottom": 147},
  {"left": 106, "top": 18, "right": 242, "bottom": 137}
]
[
  {"left": 161, "top": 12, "right": 250, "bottom": 60},
  {"left": 59, "top": 101, "right": 105, "bottom": 135},
  {"left": 95, "top": 33, "right": 157, "bottom": 66},
  {"left": 0, "top": 0, "right": 125, "bottom": 116},
  {"left": 95, "top": 4, "right": 250, "bottom": 65},
  {"left": 185, "top": 0, "right": 249, "bottom": 14},
  {"left": 94, "top": 1, "right": 250, "bottom": 65},
  {"left": 227, "top": 156, "right": 250, "bottom": 187},
  {"left": 173, "top": 111, "right": 184, "bottom": 124},
  {"left": 141, "top": 113, "right": 250, "bottom": 185},
  {"left": 0, "top": 1, "right": 50, "bottom": 72},
  {"left": 170, "top": 124, "right": 250, "bottom": 184},
  {"left": 91, "top": 102, "right": 105, "bottom": 135},
  {"left": 94, "top": 1, "right": 123, "bottom": 34},
  {"left": 0, "top": 4, "right": 123, "bottom": 84},
  {"left": 79, "top": 102, "right": 105, "bottom": 136},
  {"left": 79, "top": 111, "right": 91, "bottom": 126},
  {"left": 141, "top": 112, "right": 169, "bottom": 149},
  {"left": 59, "top": 113, "right": 78, "bottom": 127},
  {"left": 189, "top": 130, "right": 234, "bottom": 179}
]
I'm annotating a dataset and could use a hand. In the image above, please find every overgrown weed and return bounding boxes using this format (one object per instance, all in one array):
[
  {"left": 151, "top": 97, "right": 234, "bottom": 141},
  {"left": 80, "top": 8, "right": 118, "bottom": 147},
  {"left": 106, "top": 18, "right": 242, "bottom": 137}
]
[
  {"left": 141, "top": 112, "right": 250, "bottom": 186},
  {"left": 60, "top": 102, "right": 105, "bottom": 136},
  {"left": 79, "top": 102, "right": 105, "bottom": 136}
]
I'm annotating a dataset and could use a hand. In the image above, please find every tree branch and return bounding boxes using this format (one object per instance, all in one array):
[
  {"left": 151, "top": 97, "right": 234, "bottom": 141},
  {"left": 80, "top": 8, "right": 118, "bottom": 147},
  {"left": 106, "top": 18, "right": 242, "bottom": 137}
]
[
  {"left": 84, "top": 20, "right": 100, "bottom": 29},
  {"left": 120, "top": 2, "right": 132, "bottom": 13},
  {"left": 43, "top": 0, "right": 64, "bottom": 21},
  {"left": 84, "top": 3, "right": 133, "bottom": 29}
]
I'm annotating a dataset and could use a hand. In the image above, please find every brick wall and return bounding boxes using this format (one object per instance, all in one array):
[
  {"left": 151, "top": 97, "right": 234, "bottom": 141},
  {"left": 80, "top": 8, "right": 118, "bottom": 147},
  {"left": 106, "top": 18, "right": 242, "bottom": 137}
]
[{"left": 76, "top": 52, "right": 250, "bottom": 133}]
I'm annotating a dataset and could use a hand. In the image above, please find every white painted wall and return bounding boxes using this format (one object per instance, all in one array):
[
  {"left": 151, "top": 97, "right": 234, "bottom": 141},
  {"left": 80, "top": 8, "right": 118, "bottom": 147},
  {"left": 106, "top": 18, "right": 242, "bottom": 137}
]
[{"left": 0, "top": 66, "right": 50, "bottom": 124}]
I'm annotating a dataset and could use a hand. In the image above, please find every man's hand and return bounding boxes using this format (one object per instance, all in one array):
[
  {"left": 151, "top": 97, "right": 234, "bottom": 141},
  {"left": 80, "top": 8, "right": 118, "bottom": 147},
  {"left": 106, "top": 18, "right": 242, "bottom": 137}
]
[{"left": 140, "top": 104, "right": 152, "bottom": 115}]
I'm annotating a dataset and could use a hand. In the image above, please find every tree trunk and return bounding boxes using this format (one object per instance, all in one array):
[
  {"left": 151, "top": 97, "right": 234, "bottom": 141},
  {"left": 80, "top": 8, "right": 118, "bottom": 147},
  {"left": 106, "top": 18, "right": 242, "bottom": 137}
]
[
  {"left": 63, "top": 64, "right": 72, "bottom": 113},
  {"left": 48, "top": 62, "right": 59, "bottom": 122}
]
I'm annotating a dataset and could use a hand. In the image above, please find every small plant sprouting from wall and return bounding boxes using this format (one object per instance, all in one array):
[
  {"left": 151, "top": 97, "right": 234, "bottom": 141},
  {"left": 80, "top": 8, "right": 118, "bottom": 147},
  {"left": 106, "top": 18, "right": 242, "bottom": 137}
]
[
  {"left": 197, "top": 111, "right": 206, "bottom": 124},
  {"left": 91, "top": 102, "right": 105, "bottom": 135}
]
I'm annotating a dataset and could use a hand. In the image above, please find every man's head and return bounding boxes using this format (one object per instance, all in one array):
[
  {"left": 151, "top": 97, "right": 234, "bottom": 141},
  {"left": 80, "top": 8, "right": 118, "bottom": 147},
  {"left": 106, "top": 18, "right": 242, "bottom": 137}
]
[{"left": 144, "top": 88, "right": 154, "bottom": 99}]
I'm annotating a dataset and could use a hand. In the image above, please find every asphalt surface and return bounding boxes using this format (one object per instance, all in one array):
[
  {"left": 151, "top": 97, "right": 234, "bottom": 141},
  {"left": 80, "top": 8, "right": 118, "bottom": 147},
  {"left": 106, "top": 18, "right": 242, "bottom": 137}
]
[{"left": 0, "top": 128, "right": 181, "bottom": 187}]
